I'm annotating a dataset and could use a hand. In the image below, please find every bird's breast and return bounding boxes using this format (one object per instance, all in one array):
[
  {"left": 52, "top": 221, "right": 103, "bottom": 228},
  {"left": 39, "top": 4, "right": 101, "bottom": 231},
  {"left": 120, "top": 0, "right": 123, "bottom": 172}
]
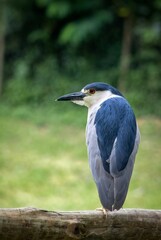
[{"left": 86, "top": 106, "right": 99, "bottom": 144}]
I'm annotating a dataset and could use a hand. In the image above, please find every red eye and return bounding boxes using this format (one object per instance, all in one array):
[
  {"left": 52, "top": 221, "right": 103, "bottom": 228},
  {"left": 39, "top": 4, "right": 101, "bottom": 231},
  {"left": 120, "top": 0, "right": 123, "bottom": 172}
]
[{"left": 89, "top": 88, "right": 96, "bottom": 94}]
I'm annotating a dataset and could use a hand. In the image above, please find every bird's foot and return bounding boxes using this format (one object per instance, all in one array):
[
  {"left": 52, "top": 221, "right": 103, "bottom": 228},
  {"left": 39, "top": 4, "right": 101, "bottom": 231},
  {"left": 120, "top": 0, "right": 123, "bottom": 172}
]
[{"left": 96, "top": 207, "right": 109, "bottom": 218}]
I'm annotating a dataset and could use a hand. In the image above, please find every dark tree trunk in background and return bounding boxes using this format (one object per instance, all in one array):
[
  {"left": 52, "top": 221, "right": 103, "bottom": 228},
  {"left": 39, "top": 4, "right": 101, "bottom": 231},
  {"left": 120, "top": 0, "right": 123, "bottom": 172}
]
[
  {"left": 0, "top": 1, "right": 5, "bottom": 96},
  {"left": 118, "top": 14, "right": 133, "bottom": 93}
]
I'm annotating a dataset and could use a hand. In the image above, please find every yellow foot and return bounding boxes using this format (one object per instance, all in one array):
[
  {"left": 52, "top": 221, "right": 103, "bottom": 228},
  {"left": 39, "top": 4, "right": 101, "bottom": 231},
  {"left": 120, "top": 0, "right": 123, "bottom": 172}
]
[{"left": 96, "top": 207, "right": 109, "bottom": 218}]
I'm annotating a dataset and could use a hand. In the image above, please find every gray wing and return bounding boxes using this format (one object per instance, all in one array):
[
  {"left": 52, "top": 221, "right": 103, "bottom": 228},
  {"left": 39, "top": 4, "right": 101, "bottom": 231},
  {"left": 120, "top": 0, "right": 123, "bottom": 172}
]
[
  {"left": 87, "top": 122, "right": 140, "bottom": 211},
  {"left": 112, "top": 127, "right": 140, "bottom": 210},
  {"left": 86, "top": 120, "right": 115, "bottom": 211},
  {"left": 86, "top": 98, "right": 140, "bottom": 210}
]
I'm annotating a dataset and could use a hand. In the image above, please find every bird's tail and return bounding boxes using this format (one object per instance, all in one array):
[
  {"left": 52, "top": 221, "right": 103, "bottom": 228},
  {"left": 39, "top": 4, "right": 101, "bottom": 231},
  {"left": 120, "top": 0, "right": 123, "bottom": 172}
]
[
  {"left": 113, "top": 127, "right": 140, "bottom": 210},
  {"left": 112, "top": 149, "right": 137, "bottom": 210},
  {"left": 112, "top": 175, "right": 130, "bottom": 210},
  {"left": 96, "top": 174, "right": 114, "bottom": 211}
]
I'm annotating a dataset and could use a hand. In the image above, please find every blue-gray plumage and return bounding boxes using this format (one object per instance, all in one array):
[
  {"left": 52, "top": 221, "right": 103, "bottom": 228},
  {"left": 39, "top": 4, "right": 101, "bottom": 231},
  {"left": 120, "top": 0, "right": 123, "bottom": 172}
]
[{"left": 57, "top": 82, "right": 140, "bottom": 211}]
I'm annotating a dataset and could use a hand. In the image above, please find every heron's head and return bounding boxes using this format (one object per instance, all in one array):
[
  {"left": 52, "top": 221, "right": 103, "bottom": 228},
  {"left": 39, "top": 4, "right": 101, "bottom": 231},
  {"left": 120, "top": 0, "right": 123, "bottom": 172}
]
[{"left": 56, "top": 82, "right": 123, "bottom": 108}]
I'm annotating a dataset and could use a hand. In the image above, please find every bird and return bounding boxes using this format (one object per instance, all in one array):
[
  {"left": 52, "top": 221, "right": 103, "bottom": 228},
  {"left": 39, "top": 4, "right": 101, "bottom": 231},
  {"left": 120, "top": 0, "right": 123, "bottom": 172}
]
[{"left": 56, "top": 82, "right": 140, "bottom": 211}]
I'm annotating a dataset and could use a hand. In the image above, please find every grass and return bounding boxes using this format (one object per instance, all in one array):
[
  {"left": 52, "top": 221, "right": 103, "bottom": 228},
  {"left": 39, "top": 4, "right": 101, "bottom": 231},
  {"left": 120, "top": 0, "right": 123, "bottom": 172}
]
[{"left": 0, "top": 103, "right": 161, "bottom": 210}]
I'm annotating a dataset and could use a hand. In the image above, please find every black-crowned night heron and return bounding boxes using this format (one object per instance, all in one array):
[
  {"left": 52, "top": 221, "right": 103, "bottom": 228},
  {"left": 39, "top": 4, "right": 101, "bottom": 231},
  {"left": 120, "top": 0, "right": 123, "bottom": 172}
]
[{"left": 57, "top": 82, "right": 140, "bottom": 211}]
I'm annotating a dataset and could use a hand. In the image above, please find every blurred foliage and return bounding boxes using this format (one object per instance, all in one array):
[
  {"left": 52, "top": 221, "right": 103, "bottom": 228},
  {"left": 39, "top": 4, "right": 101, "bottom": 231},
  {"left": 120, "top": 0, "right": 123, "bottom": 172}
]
[{"left": 1, "top": 0, "right": 161, "bottom": 115}]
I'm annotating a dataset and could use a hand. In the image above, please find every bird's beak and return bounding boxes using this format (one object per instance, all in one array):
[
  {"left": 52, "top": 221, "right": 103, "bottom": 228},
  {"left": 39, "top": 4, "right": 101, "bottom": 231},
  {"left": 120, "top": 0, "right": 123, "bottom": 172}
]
[{"left": 56, "top": 91, "right": 86, "bottom": 101}]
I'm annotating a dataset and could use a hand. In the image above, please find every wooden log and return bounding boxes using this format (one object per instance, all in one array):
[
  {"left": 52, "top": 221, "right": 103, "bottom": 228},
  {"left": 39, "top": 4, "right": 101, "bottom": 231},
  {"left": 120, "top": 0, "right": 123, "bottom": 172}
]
[{"left": 0, "top": 207, "right": 161, "bottom": 240}]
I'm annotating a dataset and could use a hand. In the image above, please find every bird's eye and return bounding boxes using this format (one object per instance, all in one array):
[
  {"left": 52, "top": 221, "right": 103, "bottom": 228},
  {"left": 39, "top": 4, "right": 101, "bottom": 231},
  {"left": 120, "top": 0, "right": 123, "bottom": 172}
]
[{"left": 89, "top": 89, "right": 96, "bottom": 95}]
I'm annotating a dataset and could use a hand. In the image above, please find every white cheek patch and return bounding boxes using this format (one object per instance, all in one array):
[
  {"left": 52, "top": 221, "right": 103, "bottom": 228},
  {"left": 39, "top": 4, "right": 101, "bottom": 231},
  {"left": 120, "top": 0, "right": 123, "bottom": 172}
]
[{"left": 72, "top": 100, "right": 85, "bottom": 106}]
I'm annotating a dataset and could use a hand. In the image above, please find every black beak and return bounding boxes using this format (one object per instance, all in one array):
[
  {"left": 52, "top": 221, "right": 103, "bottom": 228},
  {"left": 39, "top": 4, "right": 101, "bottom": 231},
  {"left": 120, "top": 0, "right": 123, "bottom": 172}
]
[{"left": 56, "top": 91, "right": 86, "bottom": 101}]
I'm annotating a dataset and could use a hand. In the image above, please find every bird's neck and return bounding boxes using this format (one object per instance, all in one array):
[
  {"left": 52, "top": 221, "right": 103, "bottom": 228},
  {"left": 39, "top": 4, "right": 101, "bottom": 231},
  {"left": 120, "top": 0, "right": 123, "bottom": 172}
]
[{"left": 87, "top": 93, "right": 121, "bottom": 119}]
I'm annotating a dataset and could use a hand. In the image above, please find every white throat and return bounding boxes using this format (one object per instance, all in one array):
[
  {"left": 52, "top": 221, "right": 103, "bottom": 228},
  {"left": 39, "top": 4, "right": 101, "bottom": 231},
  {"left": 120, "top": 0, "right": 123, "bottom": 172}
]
[
  {"left": 86, "top": 91, "right": 122, "bottom": 121},
  {"left": 71, "top": 90, "right": 122, "bottom": 112},
  {"left": 85, "top": 90, "right": 120, "bottom": 108}
]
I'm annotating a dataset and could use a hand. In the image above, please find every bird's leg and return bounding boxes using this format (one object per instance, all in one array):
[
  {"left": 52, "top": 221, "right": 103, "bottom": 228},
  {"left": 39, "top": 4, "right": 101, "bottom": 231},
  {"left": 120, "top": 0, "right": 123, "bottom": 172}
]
[{"left": 96, "top": 207, "right": 109, "bottom": 218}]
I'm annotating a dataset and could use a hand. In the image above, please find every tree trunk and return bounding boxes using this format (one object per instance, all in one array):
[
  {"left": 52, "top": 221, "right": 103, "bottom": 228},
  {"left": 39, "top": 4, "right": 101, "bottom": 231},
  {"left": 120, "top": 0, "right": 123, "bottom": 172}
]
[
  {"left": 0, "top": 207, "right": 161, "bottom": 240},
  {"left": 0, "top": 1, "right": 5, "bottom": 95},
  {"left": 118, "top": 14, "right": 133, "bottom": 93}
]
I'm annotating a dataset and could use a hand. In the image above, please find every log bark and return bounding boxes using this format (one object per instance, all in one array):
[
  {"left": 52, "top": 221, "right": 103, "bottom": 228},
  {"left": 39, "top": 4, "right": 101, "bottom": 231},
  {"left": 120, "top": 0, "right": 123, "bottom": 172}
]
[{"left": 0, "top": 207, "right": 161, "bottom": 240}]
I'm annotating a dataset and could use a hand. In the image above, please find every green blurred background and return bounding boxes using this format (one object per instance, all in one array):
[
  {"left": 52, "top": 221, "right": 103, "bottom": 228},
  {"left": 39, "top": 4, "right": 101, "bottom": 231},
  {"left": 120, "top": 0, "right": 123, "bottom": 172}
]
[{"left": 0, "top": 0, "right": 161, "bottom": 210}]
